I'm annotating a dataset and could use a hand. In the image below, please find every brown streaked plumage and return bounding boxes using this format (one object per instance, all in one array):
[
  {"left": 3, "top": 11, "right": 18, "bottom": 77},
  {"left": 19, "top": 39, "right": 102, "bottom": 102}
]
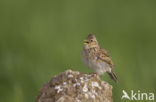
[{"left": 81, "top": 34, "right": 118, "bottom": 83}]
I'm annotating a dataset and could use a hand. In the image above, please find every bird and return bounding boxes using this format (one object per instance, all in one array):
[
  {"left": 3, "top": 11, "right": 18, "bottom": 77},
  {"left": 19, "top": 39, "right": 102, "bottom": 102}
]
[{"left": 81, "top": 34, "right": 118, "bottom": 83}]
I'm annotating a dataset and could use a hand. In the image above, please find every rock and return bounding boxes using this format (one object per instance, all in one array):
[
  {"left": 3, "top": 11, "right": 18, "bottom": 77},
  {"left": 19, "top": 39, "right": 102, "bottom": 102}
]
[{"left": 36, "top": 70, "right": 113, "bottom": 102}]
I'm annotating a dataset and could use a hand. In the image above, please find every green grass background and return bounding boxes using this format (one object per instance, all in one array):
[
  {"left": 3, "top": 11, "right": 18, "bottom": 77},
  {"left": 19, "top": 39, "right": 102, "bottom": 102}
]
[{"left": 0, "top": 0, "right": 156, "bottom": 102}]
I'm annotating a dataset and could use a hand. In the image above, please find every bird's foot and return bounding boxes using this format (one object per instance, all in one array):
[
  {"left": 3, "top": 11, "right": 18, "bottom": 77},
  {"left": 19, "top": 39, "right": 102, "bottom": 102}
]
[{"left": 90, "top": 72, "right": 98, "bottom": 77}]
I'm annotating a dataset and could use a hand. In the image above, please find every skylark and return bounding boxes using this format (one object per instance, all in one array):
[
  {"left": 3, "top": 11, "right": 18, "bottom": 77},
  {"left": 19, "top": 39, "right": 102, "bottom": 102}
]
[{"left": 81, "top": 34, "right": 118, "bottom": 83}]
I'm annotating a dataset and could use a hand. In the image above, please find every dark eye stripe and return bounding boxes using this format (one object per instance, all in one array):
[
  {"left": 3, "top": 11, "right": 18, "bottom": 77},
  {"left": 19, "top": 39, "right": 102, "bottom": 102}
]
[{"left": 90, "top": 40, "right": 93, "bottom": 42}]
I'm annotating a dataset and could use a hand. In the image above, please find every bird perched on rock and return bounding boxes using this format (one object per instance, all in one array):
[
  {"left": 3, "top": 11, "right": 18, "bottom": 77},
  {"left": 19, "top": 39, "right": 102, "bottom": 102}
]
[{"left": 81, "top": 34, "right": 118, "bottom": 83}]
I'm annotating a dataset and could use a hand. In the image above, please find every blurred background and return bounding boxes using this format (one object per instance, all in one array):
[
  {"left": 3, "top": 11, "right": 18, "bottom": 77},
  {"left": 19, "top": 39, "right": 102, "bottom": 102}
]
[{"left": 0, "top": 0, "right": 156, "bottom": 102}]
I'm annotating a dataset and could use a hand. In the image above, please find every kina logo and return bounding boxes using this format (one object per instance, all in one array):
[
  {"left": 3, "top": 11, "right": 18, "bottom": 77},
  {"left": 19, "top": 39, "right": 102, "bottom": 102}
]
[
  {"left": 121, "top": 90, "right": 154, "bottom": 101},
  {"left": 121, "top": 90, "right": 131, "bottom": 100}
]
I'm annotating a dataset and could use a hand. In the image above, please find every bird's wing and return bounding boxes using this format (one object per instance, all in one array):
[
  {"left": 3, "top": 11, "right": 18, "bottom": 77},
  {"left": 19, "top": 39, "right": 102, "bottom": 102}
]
[{"left": 97, "top": 48, "right": 114, "bottom": 68}]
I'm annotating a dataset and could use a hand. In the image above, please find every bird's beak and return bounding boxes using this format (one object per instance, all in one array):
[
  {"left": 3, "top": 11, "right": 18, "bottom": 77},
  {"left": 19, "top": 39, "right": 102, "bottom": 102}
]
[{"left": 84, "top": 40, "right": 89, "bottom": 44}]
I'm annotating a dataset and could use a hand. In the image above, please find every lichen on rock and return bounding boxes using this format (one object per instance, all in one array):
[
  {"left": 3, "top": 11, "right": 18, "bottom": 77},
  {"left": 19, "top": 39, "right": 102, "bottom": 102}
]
[{"left": 36, "top": 70, "right": 113, "bottom": 102}]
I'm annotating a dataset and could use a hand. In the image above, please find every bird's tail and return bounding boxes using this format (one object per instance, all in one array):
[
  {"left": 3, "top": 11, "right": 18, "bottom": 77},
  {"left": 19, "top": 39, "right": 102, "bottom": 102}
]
[{"left": 107, "top": 71, "right": 118, "bottom": 83}]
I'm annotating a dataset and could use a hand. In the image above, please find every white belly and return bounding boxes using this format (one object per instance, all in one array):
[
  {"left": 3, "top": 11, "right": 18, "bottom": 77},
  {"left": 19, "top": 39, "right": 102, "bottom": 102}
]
[
  {"left": 81, "top": 50, "right": 110, "bottom": 75},
  {"left": 88, "top": 59, "right": 109, "bottom": 75}
]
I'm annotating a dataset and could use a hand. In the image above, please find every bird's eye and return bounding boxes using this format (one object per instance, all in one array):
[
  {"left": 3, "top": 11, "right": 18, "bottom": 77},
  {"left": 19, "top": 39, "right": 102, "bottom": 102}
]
[{"left": 90, "top": 39, "right": 93, "bottom": 42}]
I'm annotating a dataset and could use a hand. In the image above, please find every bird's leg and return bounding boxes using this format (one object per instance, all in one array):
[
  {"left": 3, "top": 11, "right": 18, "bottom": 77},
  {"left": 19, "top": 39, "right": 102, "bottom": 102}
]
[{"left": 90, "top": 72, "right": 98, "bottom": 76}]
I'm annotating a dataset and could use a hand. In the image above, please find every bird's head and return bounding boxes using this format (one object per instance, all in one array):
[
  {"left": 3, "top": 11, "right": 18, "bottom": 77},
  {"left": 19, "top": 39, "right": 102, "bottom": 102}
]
[{"left": 83, "top": 34, "right": 99, "bottom": 49}]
